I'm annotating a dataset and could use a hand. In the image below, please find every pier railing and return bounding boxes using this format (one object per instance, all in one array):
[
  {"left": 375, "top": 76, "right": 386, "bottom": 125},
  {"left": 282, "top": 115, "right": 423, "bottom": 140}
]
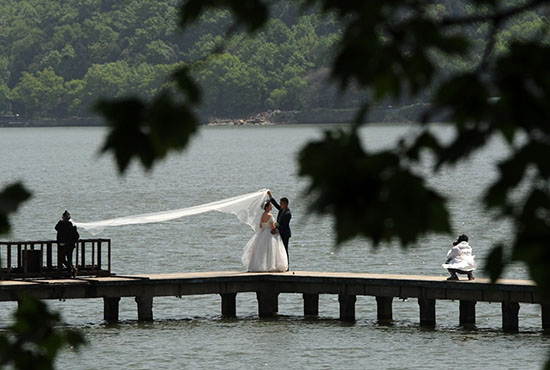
[{"left": 0, "top": 239, "right": 111, "bottom": 278}]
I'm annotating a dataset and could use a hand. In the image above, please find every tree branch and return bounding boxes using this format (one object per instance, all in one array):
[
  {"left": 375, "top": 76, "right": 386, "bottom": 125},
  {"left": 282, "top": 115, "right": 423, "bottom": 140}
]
[{"left": 439, "top": 0, "right": 547, "bottom": 27}]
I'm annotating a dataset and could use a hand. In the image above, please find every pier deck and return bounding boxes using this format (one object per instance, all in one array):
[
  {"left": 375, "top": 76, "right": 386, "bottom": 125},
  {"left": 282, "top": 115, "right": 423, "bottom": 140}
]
[{"left": 0, "top": 271, "right": 544, "bottom": 331}]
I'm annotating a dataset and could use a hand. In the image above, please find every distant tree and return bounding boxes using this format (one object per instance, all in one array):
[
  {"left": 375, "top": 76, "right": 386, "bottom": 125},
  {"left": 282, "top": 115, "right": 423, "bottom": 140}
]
[
  {"left": 196, "top": 53, "right": 266, "bottom": 115},
  {"left": 0, "top": 57, "right": 10, "bottom": 113},
  {"left": 10, "top": 67, "right": 66, "bottom": 117}
]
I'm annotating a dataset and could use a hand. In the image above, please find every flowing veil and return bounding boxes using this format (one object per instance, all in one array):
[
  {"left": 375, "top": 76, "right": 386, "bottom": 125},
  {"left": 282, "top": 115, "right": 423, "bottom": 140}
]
[{"left": 74, "top": 189, "right": 269, "bottom": 235}]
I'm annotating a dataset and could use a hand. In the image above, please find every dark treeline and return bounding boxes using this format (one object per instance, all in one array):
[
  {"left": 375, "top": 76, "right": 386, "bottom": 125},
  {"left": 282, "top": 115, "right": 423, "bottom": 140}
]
[{"left": 0, "top": 0, "right": 545, "bottom": 119}]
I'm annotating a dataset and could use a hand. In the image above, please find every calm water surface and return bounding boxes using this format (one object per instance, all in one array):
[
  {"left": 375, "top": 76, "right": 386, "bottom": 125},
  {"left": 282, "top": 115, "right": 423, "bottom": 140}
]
[{"left": 0, "top": 125, "right": 547, "bottom": 369}]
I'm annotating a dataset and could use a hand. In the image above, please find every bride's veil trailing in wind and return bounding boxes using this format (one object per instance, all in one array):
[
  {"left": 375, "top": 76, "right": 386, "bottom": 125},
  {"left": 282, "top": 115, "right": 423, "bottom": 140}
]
[{"left": 74, "top": 189, "right": 269, "bottom": 236}]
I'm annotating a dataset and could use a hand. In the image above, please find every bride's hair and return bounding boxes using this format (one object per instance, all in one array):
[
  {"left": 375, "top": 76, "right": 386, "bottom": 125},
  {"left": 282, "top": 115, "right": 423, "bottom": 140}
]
[{"left": 262, "top": 200, "right": 271, "bottom": 210}]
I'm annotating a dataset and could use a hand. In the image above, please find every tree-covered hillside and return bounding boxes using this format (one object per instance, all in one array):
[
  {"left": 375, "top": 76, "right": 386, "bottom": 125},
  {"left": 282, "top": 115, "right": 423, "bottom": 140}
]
[{"left": 0, "top": 0, "right": 545, "bottom": 119}]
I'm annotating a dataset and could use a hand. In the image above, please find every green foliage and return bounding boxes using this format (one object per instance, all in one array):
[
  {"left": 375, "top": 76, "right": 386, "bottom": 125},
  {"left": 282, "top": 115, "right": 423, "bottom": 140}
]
[
  {"left": 2, "top": 0, "right": 542, "bottom": 118},
  {"left": 96, "top": 67, "right": 200, "bottom": 173},
  {"left": 0, "top": 0, "right": 343, "bottom": 117},
  {"left": 0, "top": 296, "right": 85, "bottom": 370},
  {"left": 299, "top": 129, "right": 451, "bottom": 245},
  {"left": 0, "top": 182, "right": 32, "bottom": 234},
  {"left": 9, "top": 67, "right": 66, "bottom": 117}
]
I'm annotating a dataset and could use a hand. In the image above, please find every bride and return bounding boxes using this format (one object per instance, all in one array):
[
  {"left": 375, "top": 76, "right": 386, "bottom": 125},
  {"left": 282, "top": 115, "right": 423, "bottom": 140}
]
[{"left": 242, "top": 200, "right": 289, "bottom": 272}]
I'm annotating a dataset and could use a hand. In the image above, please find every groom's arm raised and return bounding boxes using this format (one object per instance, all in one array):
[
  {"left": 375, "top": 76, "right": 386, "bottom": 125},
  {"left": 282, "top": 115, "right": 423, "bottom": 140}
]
[{"left": 268, "top": 191, "right": 281, "bottom": 211}]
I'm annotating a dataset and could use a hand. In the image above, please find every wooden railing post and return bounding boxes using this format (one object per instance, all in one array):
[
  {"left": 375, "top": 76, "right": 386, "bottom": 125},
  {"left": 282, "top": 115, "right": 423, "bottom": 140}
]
[
  {"left": 7, "top": 243, "right": 12, "bottom": 274},
  {"left": 56, "top": 242, "right": 62, "bottom": 273},
  {"left": 75, "top": 241, "right": 79, "bottom": 274},
  {"left": 17, "top": 243, "right": 22, "bottom": 270},
  {"left": 92, "top": 241, "right": 95, "bottom": 271},
  {"left": 80, "top": 240, "right": 85, "bottom": 269},
  {"left": 108, "top": 239, "right": 111, "bottom": 274},
  {"left": 97, "top": 241, "right": 102, "bottom": 270},
  {"left": 46, "top": 242, "right": 52, "bottom": 269}
]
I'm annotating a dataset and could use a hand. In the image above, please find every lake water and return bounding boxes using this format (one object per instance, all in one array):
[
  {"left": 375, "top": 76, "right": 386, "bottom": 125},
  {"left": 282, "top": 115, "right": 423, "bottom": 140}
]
[{"left": 0, "top": 125, "right": 547, "bottom": 369}]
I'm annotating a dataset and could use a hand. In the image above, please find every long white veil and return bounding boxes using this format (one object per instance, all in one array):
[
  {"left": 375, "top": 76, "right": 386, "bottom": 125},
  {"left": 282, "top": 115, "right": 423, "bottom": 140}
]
[{"left": 74, "top": 189, "right": 269, "bottom": 236}]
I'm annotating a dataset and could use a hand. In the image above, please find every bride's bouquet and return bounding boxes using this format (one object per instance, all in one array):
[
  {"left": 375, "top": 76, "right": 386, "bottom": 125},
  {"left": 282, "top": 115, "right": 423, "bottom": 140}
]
[{"left": 271, "top": 222, "right": 279, "bottom": 234}]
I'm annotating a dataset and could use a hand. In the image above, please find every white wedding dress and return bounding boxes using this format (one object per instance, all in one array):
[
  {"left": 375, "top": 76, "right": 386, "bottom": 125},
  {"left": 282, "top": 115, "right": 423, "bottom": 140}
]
[{"left": 242, "top": 214, "right": 288, "bottom": 272}]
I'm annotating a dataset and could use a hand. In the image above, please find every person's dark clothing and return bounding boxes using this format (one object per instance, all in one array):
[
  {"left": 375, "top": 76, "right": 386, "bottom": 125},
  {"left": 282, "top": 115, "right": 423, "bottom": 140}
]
[
  {"left": 448, "top": 268, "right": 474, "bottom": 280},
  {"left": 270, "top": 197, "right": 291, "bottom": 265},
  {"left": 55, "top": 220, "right": 79, "bottom": 273}
]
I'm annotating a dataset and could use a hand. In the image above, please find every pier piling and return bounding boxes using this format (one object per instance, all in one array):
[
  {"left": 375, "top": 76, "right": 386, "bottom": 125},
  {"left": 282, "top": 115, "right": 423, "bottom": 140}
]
[
  {"left": 376, "top": 296, "right": 393, "bottom": 322},
  {"left": 104, "top": 297, "right": 121, "bottom": 323},
  {"left": 303, "top": 293, "right": 319, "bottom": 316},
  {"left": 136, "top": 296, "right": 154, "bottom": 322},
  {"left": 221, "top": 293, "right": 237, "bottom": 317},
  {"left": 502, "top": 301, "right": 520, "bottom": 331},
  {"left": 339, "top": 294, "right": 356, "bottom": 322},
  {"left": 418, "top": 297, "right": 436, "bottom": 327},
  {"left": 542, "top": 304, "right": 550, "bottom": 331},
  {"left": 459, "top": 300, "right": 476, "bottom": 327},
  {"left": 256, "top": 291, "right": 278, "bottom": 317}
]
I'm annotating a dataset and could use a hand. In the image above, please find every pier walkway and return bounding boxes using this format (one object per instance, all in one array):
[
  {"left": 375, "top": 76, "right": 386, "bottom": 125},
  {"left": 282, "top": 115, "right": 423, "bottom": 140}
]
[{"left": 0, "top": 271, "right": 545, "bottom": 331}]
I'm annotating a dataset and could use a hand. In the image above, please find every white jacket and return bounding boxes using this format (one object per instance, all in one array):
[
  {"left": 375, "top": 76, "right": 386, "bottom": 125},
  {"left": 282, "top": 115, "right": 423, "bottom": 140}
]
[{"left": 442, "top": 241, "right": 477, "bottom": 272}]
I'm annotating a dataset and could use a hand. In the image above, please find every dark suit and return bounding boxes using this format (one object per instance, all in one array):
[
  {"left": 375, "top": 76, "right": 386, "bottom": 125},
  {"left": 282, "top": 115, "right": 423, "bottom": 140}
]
[
  {"left": 55, "top": 220, "right": 79, "bottom": 272},
  {"left": 270, "top": 197, "right": 291, "bottom": 265}
]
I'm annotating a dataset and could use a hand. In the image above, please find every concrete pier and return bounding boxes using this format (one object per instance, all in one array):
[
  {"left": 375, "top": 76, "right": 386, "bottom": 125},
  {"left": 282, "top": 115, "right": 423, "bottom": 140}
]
[
  {"left": 0, "top": 271, "right": 544, "bottom": 330},
  {"left": 303, "top": 293, "right": 319, "bottom": 316},
  {"left": 542, "top": 304, "right": 550, "bottom": 331},
  {"left": 376, "top": 296, "right": 393, "bottom": 322},
  {"left": 221, "top": 293, "right": 237, "bottom": 317},
  {"left": 256, "top": 290, "right": 278, "bottom": 318},
  {"left": 103, "top": 297, "right": 121, "bottom": 323},
  {"left": 338, "top": 294, "right": 356, "bottom": 322},
  {"left": 135, "top": 295, "right": 153, "bottom": 321},
  {"left": 459, "top": 300, "right": 476, "bottom": 327},
  {"left": 418, "top": 297, "right": 436, "bottom": 327},
  {"left": 502, "top": 301, "right": 520, "bottom": 332}
]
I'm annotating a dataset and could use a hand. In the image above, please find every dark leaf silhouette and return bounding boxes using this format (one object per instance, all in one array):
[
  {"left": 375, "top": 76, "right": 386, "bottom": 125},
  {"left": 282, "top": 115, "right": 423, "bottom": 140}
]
[
  {"left": 96, "top": 91, "right": 199, "bottom": 173},
  {"left": 484, "top": 244, "right": 506, "bottom": 283},
  {"left": 0, "top": 183, "right": 32, "bottom": 234},
  {"left": 298, "top": 129, "right": 451, "bottom": 246},
  {"left": 0, "top": 296, "right": 86, "bottom": 369}
]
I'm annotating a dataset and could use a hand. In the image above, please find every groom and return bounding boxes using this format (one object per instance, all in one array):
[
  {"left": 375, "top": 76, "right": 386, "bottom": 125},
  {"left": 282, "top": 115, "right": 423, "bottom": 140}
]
[{"left": 267, "top": 191, "right": 292, "bottom": 268}]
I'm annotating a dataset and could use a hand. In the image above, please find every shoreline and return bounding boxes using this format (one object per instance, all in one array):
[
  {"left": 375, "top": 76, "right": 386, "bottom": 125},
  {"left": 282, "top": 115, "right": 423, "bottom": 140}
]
[{"left": 0, "top": 104, "right": 442, "bottom": 128}]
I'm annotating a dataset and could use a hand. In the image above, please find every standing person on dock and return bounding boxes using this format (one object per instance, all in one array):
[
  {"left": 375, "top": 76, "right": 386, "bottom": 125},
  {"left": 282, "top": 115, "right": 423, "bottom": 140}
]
[
  {"left": 267, "top": 191, "right": 292, "bottom": 270},
  {"left": 442, "top": 234, "right": 477, "bottom": 281},
  {"left": 241, "top": 200, "right": 288, "bottom": 272},
  {"left": 55, "top": 210, "right": 79, "bottom": 277}
]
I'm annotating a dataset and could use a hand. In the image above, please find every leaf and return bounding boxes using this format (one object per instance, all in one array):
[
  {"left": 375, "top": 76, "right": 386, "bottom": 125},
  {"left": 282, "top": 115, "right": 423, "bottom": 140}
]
[
  {"left": 95, "top": 93, "right": 199, "bottom": 173},
  {"left": 484, "top": 244, "right": 506, "bottom": 283},
  {"left": 298, "top": 129, "right": 451, "bottom": 247},
  {"left": 0, "top": 183, "right": 32, "bottom": 235},
  {"left": 1, "top": 296, "right": 86, "bottom": 369}
]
